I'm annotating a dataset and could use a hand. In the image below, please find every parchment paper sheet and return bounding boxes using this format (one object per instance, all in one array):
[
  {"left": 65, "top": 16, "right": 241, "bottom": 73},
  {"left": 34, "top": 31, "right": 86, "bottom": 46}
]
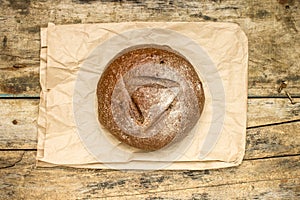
[{"left": 37, "top": 22, "right": 248, "bottom": 170}]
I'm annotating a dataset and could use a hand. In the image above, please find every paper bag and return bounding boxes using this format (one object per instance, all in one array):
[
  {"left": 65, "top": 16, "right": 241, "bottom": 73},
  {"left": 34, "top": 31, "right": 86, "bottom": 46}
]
[{"left": 37, "top": 22, "right": 248, "bottom": 170}]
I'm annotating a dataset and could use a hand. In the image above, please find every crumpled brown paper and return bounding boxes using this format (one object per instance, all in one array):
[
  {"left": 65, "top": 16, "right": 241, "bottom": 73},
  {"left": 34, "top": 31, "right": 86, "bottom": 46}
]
[{"left": 37, "top": 22, "right": 248, "bottom": 170}]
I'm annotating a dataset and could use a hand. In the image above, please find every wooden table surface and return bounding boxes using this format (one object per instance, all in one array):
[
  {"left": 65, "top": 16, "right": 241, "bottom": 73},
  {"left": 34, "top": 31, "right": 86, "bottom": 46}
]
[{"left": 0, "top": 0, "right": 299, "bottom": 199}]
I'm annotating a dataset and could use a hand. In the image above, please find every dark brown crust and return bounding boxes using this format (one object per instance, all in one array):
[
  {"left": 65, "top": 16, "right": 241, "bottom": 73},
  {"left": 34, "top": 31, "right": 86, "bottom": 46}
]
[{"left": 97, "top": 45, "right": 205, "bottom": 151}]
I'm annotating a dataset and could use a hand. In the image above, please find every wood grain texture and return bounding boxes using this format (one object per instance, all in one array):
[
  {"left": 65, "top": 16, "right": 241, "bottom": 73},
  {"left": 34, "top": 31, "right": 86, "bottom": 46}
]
[
  {"left": 247, "top": 97, "right": 300, "bottom": 127},
  {"left": 0, "top": 99, "right": 38, "bottom": 149},
  {"left": 245, "top": 122, "right": 300, "bottom": 159},
  {"left": 0, "top": 151, "right": 299, "bottom": 199},
  {"left": 116, "top": 179, "right": 300, "bottom": 200},
  {"left": 0, "top": 0, "right": 299, "bottom": 96},
  {"left": 0, "top": 99, "right": 299, "bottom": 160}
]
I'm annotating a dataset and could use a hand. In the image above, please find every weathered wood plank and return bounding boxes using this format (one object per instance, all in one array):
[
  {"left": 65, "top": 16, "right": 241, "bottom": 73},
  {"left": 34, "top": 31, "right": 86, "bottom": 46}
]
[
  {"left": 110, "top": 178, "right": 300, "bottom": 199},
  {"left": 245, "top": 122, "right": 300, "bottom": 159},
  {"left": 0, "top": 0, "right": 299, "bottom": 96},
  {"left": 0, "top": 99, "right": 299, "bottom": 160},
  {"left": 0, "top": 99, "right": 38, "bottom": 149},
  {"left": 0, "top": 151, "right": 25, "bottom": 169},
  {"left": 0, "top": 151, "right": 299, "bottom": 199},
  {"left": 247, "top": 97, "right": 300, "bottom": 127}
]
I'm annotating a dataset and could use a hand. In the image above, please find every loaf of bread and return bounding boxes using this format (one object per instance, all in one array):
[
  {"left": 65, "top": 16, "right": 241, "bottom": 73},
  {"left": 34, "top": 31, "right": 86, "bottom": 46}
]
[{"left": 97, "top": 45, "right": 205, "bottom": 151}]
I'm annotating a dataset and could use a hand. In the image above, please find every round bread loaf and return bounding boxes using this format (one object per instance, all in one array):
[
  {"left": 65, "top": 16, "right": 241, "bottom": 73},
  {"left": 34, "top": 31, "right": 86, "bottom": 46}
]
[{"left": 97, "top": 45, "right": 205, "bottom": 151}]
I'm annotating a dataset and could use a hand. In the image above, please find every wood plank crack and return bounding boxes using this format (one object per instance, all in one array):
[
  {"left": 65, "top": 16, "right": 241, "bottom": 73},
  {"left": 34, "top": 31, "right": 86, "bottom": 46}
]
[
  {"left": 0, "top": 151, "right": 25, "bottom": 169},
  {"left": 244, "top": 153, "right": 300, "bottom": 161},
  {"left": 247, "top": 119, "right": 300, "bottom": 129}
]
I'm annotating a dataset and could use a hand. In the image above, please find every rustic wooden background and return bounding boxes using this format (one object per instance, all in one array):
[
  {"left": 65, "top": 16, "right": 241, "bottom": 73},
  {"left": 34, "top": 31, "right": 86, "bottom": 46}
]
[{"left": 0, "top": 0, "right": 299, "bottom": 199}]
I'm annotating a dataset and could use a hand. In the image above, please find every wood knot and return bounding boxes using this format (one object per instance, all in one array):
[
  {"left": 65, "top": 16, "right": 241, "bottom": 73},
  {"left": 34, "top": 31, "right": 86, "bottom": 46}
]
[{"left": 2, "top": 36, "right": 7, "bottom": 48}]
